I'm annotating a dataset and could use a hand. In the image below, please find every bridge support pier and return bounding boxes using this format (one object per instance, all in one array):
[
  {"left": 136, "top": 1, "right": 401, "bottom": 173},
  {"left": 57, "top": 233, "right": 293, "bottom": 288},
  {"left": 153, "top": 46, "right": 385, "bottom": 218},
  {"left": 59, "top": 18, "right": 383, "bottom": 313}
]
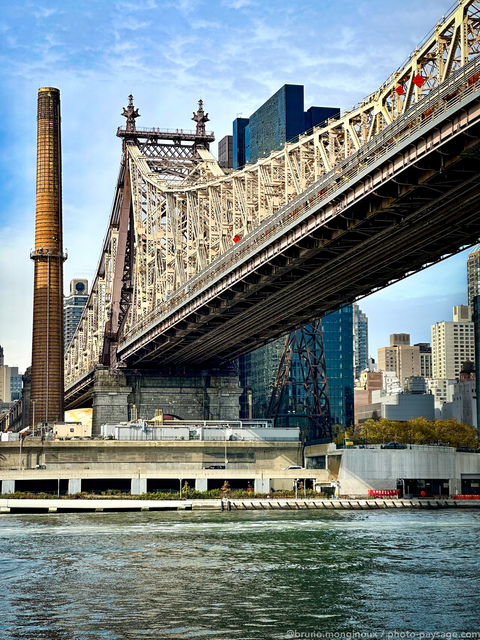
[
  {"left": 2, "top": 480, "right": 15, "bottom": 495},
  {"left": 195, "top": 478, "right": 208, "bottom": 492},
  {"left": 68, "top": 478, "right": 82, "bottom": 495},
  {"left": 90, "top": 365, "right": 242, "bottom": 434},
  {"left": 254, "top": 478, "right": 271, "bottom": 494},
  {"left": 126, "top": 367, "right": 242, "bottom": 422},
  {"left": 92, "top": 365, "right": 132, "bottom": 436},
  {"left": 449, "top": 478, "right": 461, "bottom": 496},
  {"left": 131, "top": 478, "right": 147, "bottom": 495}
]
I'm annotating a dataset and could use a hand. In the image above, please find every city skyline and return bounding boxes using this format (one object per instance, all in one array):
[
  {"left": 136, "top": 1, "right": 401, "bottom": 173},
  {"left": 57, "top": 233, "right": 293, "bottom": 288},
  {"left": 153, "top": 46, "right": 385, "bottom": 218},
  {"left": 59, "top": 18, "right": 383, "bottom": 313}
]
[{"left": 0, "top": 0, "right": 473, "bottom": 372}]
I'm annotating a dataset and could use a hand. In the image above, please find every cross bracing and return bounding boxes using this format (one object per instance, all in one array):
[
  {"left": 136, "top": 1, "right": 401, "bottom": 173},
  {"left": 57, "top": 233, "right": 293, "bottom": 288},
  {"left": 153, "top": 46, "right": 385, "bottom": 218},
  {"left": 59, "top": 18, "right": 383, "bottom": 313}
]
[{"left": 65, "top": 0, "right": 480, "bottom": 392}]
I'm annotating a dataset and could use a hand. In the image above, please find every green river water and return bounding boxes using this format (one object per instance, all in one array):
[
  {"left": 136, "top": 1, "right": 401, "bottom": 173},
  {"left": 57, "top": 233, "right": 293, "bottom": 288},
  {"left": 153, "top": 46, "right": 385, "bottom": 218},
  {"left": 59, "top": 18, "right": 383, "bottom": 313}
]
[{"left": 0, "top": 509, "right": 479, "bottom": 639}]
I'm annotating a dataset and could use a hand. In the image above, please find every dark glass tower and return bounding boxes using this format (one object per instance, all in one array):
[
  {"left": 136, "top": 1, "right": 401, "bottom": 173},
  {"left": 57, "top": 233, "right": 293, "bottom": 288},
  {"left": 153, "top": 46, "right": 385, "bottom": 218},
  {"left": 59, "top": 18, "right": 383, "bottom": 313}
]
[{"left": 322, "top": 307, "right": 354, "bottom": 428}]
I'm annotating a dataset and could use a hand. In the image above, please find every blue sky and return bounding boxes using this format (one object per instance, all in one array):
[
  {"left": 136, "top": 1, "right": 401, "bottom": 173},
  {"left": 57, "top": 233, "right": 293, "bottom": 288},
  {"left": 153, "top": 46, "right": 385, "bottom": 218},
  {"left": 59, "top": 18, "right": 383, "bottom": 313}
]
[{"left": 0, "top": 0, "right": 472, "bottom": 372}]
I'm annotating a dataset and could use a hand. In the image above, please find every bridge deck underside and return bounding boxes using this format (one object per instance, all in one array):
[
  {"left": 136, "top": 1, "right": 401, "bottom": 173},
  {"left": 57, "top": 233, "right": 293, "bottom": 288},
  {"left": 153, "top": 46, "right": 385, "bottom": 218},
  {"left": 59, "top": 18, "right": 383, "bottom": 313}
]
[{"left": 117, "top": 102, "right": 480, "bottom": 370}]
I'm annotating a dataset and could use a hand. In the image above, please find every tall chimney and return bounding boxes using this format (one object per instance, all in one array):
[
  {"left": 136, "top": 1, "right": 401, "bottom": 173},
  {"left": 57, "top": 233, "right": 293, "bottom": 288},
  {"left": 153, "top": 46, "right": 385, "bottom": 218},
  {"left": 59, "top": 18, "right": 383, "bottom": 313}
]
[{"left": 30, "top": 87, "right": 66, "bottom": 425}]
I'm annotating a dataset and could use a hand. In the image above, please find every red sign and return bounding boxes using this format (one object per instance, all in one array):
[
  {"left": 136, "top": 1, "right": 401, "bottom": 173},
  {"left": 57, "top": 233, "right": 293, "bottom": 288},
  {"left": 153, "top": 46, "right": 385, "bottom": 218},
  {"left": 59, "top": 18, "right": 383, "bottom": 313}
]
[
  {"left": 368, "top": 490, "right": 399, "bottom": 497},
  {"left": 413, "top": 74, "right": 425, "bottom": 87},
  {"left": 233, "top": 235, "right": 241, "bottom": 243},
  {"left": 395, "top": 86, "right": 405, "bottom": 95}
]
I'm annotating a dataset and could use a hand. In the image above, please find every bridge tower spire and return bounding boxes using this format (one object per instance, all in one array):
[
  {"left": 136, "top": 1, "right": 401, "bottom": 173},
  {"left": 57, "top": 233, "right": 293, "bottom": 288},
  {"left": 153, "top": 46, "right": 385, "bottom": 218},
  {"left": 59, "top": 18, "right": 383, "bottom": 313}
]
[
  {"left": 192, "top": 99, "right": 209, "bottom": 137},
  {"left": 122, "top": 94, "right": 140, "bottom": 133}
]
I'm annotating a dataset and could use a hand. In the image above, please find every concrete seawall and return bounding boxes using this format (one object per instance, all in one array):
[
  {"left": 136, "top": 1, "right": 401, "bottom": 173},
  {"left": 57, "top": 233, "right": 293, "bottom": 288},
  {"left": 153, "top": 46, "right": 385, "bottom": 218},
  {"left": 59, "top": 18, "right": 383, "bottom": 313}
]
[{"left": 0, "top": 498, "right": 479, "bottom": 514}]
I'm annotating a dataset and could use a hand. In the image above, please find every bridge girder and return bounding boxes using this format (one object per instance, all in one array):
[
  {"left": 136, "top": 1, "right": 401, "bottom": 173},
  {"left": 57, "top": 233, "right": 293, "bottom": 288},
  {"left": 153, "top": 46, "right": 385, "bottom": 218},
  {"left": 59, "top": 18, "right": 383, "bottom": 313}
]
[{"left": 65, "top": 0, "right": 480, "bottom": 401}]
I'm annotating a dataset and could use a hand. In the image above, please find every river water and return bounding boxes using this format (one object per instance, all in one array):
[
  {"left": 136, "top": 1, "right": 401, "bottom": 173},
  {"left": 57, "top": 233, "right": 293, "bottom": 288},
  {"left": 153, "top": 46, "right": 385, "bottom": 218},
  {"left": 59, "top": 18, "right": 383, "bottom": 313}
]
[{"left": 0, "top": 509, "right": 479, "bottom": 639}]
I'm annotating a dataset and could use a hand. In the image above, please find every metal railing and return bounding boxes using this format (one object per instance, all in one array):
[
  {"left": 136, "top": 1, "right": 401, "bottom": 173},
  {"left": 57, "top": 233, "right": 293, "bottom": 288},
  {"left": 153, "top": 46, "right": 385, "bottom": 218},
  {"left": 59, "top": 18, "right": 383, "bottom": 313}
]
[{"left": 117, "top": 126, "right": 215, "bottom": 137}]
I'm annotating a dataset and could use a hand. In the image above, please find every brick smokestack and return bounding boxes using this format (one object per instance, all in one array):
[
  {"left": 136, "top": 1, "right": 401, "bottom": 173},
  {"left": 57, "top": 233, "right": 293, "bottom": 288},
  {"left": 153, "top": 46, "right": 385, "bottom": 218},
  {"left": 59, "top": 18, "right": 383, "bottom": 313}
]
[{"left": 30, "top": 88, "right": 66, "bottom": 425}]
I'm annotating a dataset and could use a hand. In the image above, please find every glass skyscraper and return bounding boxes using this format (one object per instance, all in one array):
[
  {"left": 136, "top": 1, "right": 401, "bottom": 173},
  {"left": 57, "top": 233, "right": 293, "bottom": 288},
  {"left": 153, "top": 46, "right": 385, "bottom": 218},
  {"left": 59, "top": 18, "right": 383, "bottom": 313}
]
[
  {"left": 232, "top": 85, "right": 339, "bottom": 168},
  {"left": 322, "top": 307, "right": 354, "bottom": 428},
  {"left": 353, "top": 303, "right": 369, "bottom": 380}
]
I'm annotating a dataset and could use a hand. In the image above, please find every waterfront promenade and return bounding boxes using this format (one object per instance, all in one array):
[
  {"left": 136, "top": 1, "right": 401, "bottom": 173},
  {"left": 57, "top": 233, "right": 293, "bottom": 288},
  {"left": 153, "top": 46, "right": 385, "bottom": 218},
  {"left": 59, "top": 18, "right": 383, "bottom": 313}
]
[{"left": 1, "top": 497, "right": 479, "bottom": 513}]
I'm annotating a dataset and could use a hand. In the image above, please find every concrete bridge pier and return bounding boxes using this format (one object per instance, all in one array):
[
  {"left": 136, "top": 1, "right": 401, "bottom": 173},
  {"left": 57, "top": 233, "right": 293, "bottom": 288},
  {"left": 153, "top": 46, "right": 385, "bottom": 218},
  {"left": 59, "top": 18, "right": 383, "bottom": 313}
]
[
  {"left": 195, "top": 478, "right": 208, "bottom": 492},
  {"left": 91, "top": 364, "right": 242, "bottom": 435},
  {"left": 126, "top": 368, "right": 242, "bottom": 424},
  {"left": 92, "top": 365, "right": 133, "bottom": 435},
  {"left": 1, "top": 480, "right": 15, "bottom": 495},
  {"left": 449, "top": 478, "right": 461, "bottom": 496},
  {"left": 254, "top": 478, "right": 271, "bottom": 494},
  {"left": 68, "top": 478, "right": 82, "bottom": 495},
  {"left": 131, "top": 478, "right": 147, "bottom": 495}
]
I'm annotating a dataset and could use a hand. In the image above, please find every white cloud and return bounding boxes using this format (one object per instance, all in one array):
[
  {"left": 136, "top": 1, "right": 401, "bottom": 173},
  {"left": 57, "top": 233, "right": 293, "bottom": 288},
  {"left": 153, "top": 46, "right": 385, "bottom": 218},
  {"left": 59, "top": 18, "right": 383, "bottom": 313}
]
[
  {"left": 117, "top": 18, "right": 151, "bottom": 31},
  {"left": 190, "top": 19, "right": 222, "bottom": 29},
  {"left": 222, "top": 0, "right": 254, "bottom": 9},
  {"left": 32, "top": 6, "right": 59, "bottom": 19},
  {"left": 114, "top": 0, "right": 157, "bottom": 12}
]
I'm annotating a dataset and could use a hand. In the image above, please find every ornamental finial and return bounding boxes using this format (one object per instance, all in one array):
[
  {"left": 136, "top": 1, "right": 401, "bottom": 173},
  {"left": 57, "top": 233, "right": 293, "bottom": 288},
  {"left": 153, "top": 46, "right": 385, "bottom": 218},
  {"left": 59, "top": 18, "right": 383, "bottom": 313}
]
[
  {"left": 122, "top": 94, "right": 140, "bottom": 132},
  {"left": 192, "top": 99, "right": 210, "bottom": 136}
]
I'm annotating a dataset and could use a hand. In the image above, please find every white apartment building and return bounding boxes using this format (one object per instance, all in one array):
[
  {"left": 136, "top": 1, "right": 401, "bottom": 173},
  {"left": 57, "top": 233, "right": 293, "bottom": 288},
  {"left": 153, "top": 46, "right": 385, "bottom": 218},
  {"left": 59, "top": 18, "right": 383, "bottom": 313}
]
[
  {"left": 431, "top": 305, "right": 475, "bottom": 379},
  {"left": 426, "top": 378, "right": 456, "bottom": 409}
]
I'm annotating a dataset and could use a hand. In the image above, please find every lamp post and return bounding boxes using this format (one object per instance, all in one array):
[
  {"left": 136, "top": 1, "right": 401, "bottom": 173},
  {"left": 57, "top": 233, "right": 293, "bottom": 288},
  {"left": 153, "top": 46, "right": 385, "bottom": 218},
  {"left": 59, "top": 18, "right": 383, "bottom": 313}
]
[
  {"left": 224, "top": 429, "right": 229, "bottom": 467},
  {"left": 31, "top": 400, "right": 37, "bottom": 436}
]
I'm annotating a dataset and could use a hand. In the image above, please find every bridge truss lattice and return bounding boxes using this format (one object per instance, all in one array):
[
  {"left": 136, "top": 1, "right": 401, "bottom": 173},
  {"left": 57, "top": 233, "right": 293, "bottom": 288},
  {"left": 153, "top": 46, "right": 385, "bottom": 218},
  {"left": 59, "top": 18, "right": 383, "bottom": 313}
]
[{"left": 65, "top": 0, "right": 480, "bottom": 389}]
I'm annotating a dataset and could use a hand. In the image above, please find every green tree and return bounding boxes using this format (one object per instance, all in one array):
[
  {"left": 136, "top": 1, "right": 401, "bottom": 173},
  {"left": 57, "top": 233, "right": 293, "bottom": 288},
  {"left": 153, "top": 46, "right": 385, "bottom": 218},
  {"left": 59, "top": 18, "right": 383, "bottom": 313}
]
[{"left": 356, "top": 417, "right": 478, "bottom": 447}]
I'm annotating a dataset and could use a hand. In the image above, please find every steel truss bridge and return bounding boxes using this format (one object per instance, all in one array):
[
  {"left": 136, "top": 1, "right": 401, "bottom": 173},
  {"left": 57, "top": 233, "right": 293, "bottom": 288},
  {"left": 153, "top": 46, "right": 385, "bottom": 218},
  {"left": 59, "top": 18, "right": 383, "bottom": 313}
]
[{"left": 65, "top": 0, "right": 480, "bottom": 408}]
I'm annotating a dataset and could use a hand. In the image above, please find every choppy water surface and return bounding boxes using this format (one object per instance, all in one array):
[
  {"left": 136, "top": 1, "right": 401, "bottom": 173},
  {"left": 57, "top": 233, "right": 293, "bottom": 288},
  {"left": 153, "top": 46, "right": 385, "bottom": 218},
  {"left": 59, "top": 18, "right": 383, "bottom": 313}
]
[{"left": 0, "top": 509, "right": 479, "bottom": 639}]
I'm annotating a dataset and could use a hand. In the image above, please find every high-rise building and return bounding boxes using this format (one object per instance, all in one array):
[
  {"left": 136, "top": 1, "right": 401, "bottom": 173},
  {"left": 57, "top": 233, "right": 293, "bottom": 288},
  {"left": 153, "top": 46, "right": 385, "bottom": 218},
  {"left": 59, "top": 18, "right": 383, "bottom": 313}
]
[
  {"left": 415, "top": 342, "right": 432, "bottom": 378},
  {"left": 474, "top": 295, "right": 480, "bottom": 429},
  {"left": 322, "top": 307, "right": 354, "bottom": 427},
  {"left": 232, "top": 85, "right": 340, "bottom": 168},
  {"left": 0, "top": 346, "right": 22, "bottom": 403},
  {"left": 218, "top": 135, "right": 233, "bottom": 169},
  {"left": 377, "top": 334, "right": 421, "bottom": 387},
  {"left": 64, "top": 279, "right": 88, "bottom": 349},
  {"left": 353, "top": 304, "right": 368, "bottom": 379},
  {"left": 431, "top": 305, "right": 475, "bottom": 379},
  {"left": 467, "top": 244, "right": 480, "bottom": 309},
  {"left": 232, "top": 117, "right": 249, "bottom": 169},
  {"left": 239, "top": 340, "right": 284, "bottom": 419}
]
